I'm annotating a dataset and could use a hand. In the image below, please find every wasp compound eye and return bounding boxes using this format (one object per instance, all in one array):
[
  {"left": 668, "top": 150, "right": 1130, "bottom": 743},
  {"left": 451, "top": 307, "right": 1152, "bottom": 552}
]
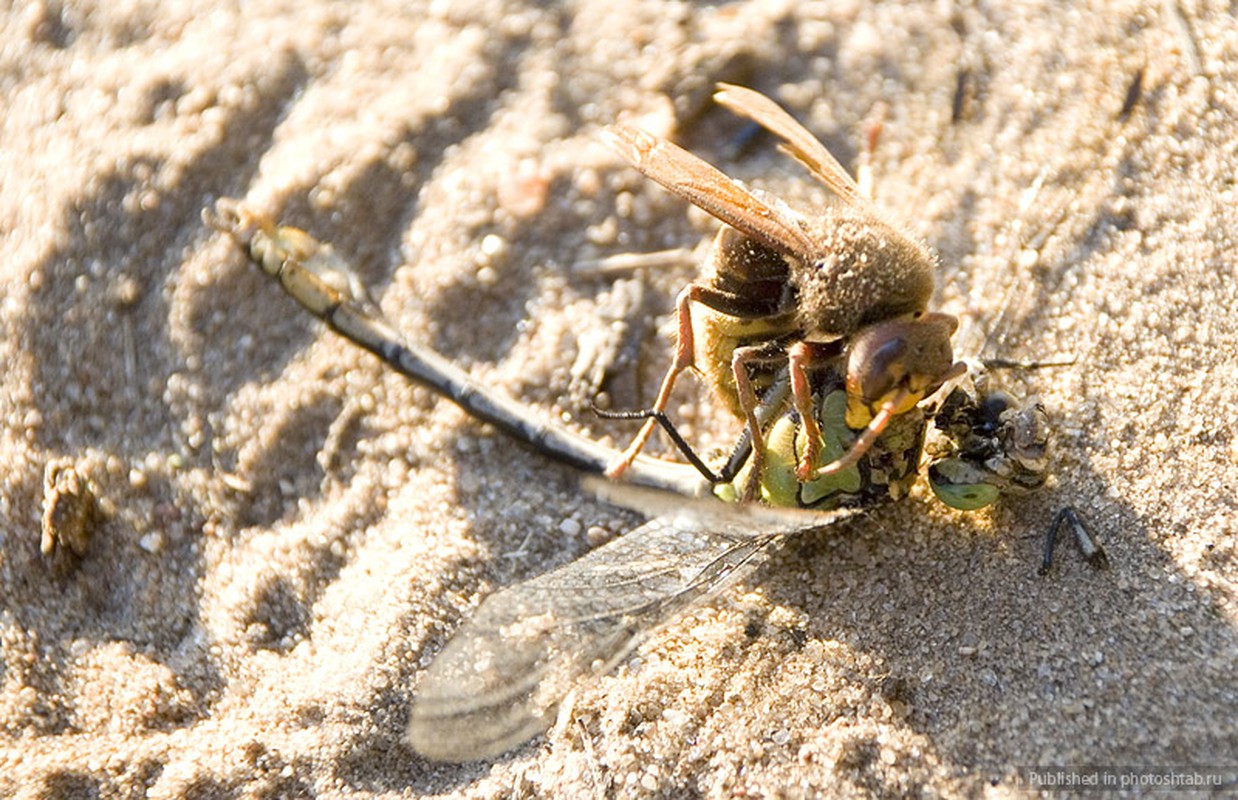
[{"left": 846, "top": 327, "right": 909, "bottom": 406}]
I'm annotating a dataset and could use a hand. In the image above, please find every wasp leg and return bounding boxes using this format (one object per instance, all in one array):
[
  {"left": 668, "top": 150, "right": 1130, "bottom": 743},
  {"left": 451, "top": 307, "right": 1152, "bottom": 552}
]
[
  {"left": 597, "top": 360, "right": 792, "bottom": 490},
  {"left": 856, "top": 101, "right": 887, "bottom": 201},
  {"left": 606, "top": 280, "right": 777, "bottom": 480},
  {"left": 1039, "top": 506, "right": 1109, "bottom": 576},
  {"left": 787, "top": 341, "right": 839, "bottom": 482},
  {"left": 809, "top": 388, "right": 911, "bottom": 480},
  {"left": 731, "top": 341, "right": 795, "bottom": 501},
  {"left": 714, "top": 368, "right": 790, "bottom": 492},
  {"left": 605, "top": 283, "right": 701, "bottom": 479},
  {"left": 731, "top": 345, "right": 766, "bottom": 502}
]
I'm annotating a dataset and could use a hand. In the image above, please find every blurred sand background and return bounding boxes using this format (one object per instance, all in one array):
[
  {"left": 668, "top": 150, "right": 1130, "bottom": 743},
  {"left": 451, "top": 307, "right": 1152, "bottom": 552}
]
[{"left": 1, "top": 1, "right": 1236, "bottom": 797}]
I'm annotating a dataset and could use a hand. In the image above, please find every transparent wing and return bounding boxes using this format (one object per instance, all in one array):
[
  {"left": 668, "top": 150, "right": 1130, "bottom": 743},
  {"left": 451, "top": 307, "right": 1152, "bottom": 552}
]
[
  {"left": 407, "top": 490, "right": 853, "bottom": 762},
  {"left": 604, "top": 125, "right": 818, "bottom": 259}
]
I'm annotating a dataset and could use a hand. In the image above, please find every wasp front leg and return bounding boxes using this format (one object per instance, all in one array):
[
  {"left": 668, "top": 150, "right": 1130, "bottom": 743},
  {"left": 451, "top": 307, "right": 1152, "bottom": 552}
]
[{"left": 787, "top": 340, "right": 850, "bottom": 483}]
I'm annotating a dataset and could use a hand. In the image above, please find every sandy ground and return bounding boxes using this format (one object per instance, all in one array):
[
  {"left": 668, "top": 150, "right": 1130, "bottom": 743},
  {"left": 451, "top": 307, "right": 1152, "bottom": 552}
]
[{"left": 2, "top": 1, "right": 1236, "bottom": 797}]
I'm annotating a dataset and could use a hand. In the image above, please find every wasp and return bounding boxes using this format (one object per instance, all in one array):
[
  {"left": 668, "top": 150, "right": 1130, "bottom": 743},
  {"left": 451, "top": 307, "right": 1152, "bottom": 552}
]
[{"left": 604, "top": 84, "right": 965, "bottom": 499}]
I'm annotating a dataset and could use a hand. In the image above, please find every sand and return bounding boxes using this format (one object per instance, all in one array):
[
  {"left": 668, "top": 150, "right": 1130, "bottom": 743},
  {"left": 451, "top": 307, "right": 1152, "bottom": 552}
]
[{"left": 1, "top": 1, "right": 1235, "bottom": 797}]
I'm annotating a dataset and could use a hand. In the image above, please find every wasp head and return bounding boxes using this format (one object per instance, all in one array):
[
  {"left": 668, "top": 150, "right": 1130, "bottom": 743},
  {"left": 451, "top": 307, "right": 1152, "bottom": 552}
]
[{"left": 843, "top": 312, "right": 961, "bottom": 429}]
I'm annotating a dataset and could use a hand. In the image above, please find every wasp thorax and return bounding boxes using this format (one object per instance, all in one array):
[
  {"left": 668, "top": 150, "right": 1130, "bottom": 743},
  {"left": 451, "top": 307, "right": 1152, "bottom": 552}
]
[
  {"left": 844, "top": 312, "right": 959, "bottom": 427},
  {"left": 705, "top": 226, "right": 793, "bottom": 315},
  {"left": 794, "top": 207, "right": 936, "bottom": 337}
]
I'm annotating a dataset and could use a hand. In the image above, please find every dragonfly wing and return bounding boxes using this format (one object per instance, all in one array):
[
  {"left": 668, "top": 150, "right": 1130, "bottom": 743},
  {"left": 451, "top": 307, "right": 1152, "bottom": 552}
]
[{"left": 406, "top": 500, "right": 838, "bottom": 762}]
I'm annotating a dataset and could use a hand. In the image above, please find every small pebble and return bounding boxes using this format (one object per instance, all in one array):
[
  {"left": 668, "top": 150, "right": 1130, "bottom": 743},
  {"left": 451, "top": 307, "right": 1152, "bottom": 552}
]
[{"left": 139, "top": 532, "right": 164, "bottom": 553}]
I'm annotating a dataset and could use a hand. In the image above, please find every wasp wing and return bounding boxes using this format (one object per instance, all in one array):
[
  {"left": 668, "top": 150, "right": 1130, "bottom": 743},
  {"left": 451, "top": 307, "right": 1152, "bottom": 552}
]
[
  {"left": 605, "top": 124, "right": 818, "bottom": 259},
  {"left": 713, "top": 83, "right": 878, "bottom": 217},
  {"left": 407, "top": 488, "right": 852, "bottom": 762}
]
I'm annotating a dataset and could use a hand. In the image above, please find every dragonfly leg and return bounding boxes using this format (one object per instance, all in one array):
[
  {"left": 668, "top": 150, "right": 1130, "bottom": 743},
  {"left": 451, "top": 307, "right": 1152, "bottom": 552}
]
[
  {"left": 1040, "top": 506, "right": 1109, "bottom": 575},
  {"left": 593, "top": 405, "right": 725, "bottom": 483}
]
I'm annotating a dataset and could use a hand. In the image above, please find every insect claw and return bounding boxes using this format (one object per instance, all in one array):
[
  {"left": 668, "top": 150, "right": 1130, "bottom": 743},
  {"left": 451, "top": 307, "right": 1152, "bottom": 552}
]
[{"left": 741, "top": 449, "right": 765, "bottom": 502}]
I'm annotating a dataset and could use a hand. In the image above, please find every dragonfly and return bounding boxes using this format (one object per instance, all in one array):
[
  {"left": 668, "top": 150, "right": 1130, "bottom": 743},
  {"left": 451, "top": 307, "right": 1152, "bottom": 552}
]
[{"left": 205, "top": 87, "right": 1104, "bottom": 762}]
